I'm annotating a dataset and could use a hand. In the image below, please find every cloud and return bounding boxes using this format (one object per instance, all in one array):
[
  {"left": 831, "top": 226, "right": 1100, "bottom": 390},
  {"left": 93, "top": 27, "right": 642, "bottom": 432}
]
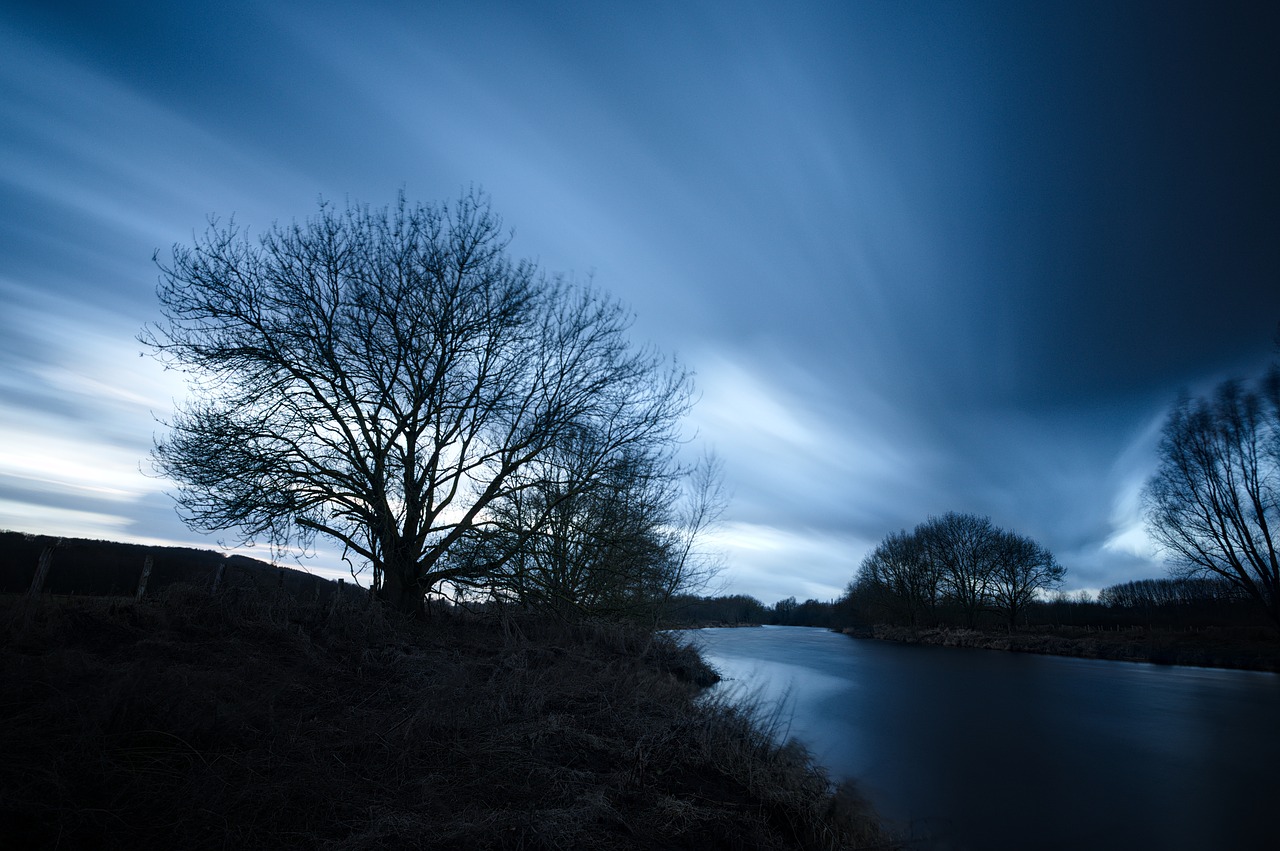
[
  {"left": 1, "top": 1, "right": 1275, "bottom": 604},
  {"left": 0, "top": 282, "right": 189, "bottom": 540},
  {"left": 686, "top": 347, "right": 944, "bottom": 600},
  {"left": 707, "top": 520, "right": 872, "bottom": 604},
  {"left": 0, "top": 21, "right": 320, "bottom": 304},
  {"left": 1100, "top": 410, "right": 1167, "bottom": 562}
]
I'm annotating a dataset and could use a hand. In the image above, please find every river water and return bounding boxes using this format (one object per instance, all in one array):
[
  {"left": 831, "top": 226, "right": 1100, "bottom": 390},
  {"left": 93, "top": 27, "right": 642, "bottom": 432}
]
[{"left": 687, "top": 625, "right": 1279, "bottom": 850}]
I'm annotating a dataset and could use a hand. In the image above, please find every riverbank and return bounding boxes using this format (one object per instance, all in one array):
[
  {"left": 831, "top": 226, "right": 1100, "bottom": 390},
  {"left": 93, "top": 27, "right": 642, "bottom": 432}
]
[
  {"left": 847, "top": 624, "right": 1280, "bottom": 671},
  {"left": 2, "top": 590, "right": 893, "bottom": 849}
]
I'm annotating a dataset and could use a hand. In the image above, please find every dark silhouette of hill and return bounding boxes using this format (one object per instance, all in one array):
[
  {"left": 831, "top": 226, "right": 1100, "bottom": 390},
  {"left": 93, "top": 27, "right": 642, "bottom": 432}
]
[{"left": 1, "top": 530, "right": 357, "bottom": 602}]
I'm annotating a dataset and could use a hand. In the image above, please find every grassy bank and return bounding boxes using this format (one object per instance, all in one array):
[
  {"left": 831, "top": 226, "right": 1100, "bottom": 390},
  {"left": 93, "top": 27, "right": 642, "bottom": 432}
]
[
  {"left": 851, "top": 623, "right": 1280, "bottom": 671},
  {"left": 2, "top": 589, "right": 893, "bottom": 849}
]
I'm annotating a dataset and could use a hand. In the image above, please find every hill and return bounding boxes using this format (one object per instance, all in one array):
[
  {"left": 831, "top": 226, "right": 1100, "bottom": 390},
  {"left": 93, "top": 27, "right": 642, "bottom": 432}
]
[{"left": 1, "top": 530, "right": 357, "bottom": 602}]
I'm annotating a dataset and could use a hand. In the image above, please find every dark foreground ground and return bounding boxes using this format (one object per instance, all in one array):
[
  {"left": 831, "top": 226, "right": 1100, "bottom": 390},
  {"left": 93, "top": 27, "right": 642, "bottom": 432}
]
[
  {"left": 852, "top": 624, "right": 1280, "bottom": 671},
  {"left": 1, "top": 589, "right": 894, "bottom": 850}
]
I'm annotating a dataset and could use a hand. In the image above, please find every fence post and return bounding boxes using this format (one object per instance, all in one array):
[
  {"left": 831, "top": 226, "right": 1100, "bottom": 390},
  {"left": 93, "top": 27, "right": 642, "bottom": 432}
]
[
  {"left": 135, "top": 553, "right": 154, "bottom": 601},
  {"left": 28, "top": 538, "right": 61, "bottom": 597}
]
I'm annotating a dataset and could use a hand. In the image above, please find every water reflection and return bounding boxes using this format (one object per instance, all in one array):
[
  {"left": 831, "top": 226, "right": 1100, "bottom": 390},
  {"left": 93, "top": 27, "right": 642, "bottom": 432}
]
[{"left": 689, "top": 625, "right": 1279, "bottom": 851}]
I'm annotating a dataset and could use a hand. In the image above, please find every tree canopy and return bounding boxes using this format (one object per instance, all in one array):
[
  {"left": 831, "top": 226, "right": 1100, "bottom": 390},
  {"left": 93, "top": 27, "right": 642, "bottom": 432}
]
[
  {"left": 144, "top": 192, "right": 704, "bottom": 614},
  {"left": 1143, "top": 367, "right": 1280, "bottom": 626},
  {"left": 848, "top": 512, "right": 1063, "bottom": 629}
]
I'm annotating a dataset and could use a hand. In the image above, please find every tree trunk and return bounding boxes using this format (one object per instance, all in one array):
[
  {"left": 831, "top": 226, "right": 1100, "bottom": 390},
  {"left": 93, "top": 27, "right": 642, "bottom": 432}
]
[
  {"left": 136, "top": 554, "right": 154, "bottom": 602},
  {"left": 380, "top": 566, "right": 425, "bottom": 616},
  {"left": 29, "top": 543, "right": 56, "bottom": 597}
]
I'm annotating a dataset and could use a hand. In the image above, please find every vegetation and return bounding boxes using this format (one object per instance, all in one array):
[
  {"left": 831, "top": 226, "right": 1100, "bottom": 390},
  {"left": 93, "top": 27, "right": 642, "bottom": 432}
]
[
  {"left": 1143, "top": 363, "right": 1280, "bottom": 627},
  {"left": 653, "top": 540, "right": 1275, "bottom": 669},
  {"left": 831, "top": 573, "right": 1279, "bottom": 671},
  {"left": 142, "top": 191, "right": 712, "bottom": 617},
  {"left": 5, "top": 187, "right": 903, "bottom": 847},
  {"left": 844, "top": 513, "right": 1063, "bottom": 631},
  {"left": 1, "top": 584, "right": 892, "bottom": 850},
  {"left": 663, "top": 593, "right": 772, "bottom": 627}
]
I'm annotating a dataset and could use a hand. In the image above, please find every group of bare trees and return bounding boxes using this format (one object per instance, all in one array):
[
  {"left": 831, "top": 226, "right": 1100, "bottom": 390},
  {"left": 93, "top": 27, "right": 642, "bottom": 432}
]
[
  {"left": 848, "top": 512, "right": 1065, "bottom": 630},
  {"left": 144, "top": 192, "right": 721, "bottom": 618},
  {"left": 1143, "top": 365, "right": 1280, "bottom": 628}
]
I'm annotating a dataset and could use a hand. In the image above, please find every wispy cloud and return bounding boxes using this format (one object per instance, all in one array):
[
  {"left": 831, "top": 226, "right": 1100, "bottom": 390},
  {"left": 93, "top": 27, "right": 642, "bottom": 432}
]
[{"left": 1, "top": 1, "right": 1276, "bottom": 602}]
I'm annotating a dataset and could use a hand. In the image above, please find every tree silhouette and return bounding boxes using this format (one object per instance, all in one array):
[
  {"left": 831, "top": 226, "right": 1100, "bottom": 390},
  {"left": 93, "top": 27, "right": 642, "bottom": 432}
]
[
  {"left": 1144, "top": 368, "right": 1280, "bottom": 627},
  {"left": 143, "top": 192, "right": 692, "bottom": 613},
  {"left": 921, "top": 512, "right": 998, "bottom": 629},
  {"left": 850, "top": 513, "right": 1063, "bottom": 629},
  {"left": 986, "top": 528, "right": 1064, "bottom": 630}
]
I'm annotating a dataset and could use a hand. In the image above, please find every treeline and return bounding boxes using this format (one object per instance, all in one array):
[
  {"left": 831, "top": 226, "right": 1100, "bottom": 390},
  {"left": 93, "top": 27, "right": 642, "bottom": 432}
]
[
  {"left": 664, "top": 593, "right": 771, "bottom": 625},
  {"left": 670, "top": 575, "right": 1267, "bottom": 633},
  {"left": 1050, "top": 577, "right": 1264, "bottom": 629},
  {"left": 666, "top": 511, "right": 1266, "bottom": 632}
]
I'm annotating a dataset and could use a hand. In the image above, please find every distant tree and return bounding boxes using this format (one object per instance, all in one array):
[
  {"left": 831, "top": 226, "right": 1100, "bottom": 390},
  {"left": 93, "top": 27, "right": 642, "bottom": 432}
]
[
  {"left": 772, "top": 596, "right": 799, "bottom": 624},
  {"left": 920, "top": 512, "right": 999, "bottom": 628},
  {"left": 985, "top": 529, "right": 1064, "bottom": 630},
  {"left": 855, "top": 529, "right": 939, "bottom": 627},
  {"left": 143, "top": 192, "right": 693, "bottom": 613},
  {"left": 665, "top": 593, "right": 767, "bottom": 626},
  {"left": 453, "top": 447, "right": 723, "bottom": 622},
  {"left": 793, "top": 598, "right": 840, "bottom": 627},
  {"left": 847, "top": 513, "right": 1062, "bottom": 630},
  {"left": 1143, "top": 368, "right": 1280, "bottom": 627},
  {"left": 1098, "top": 577, "right": 1247, "bottom": 610}
]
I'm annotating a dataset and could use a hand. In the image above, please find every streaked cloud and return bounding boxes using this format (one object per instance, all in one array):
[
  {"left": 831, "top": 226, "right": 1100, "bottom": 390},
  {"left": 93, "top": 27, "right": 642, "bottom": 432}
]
[{"left": 1, "top": 1, "right": 1276, "bottom": 604}]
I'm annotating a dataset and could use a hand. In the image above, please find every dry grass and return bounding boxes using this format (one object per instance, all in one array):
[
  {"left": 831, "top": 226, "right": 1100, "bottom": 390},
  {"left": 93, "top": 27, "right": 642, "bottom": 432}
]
[{"left": 2, "top": 589, "right": 894, "bottom": 849}]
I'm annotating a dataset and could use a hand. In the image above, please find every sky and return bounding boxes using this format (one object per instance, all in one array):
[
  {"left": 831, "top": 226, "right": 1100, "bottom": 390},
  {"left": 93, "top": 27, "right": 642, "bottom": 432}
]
[{"left": 1, "top": 0, "right": 1277, "bottom": 604}]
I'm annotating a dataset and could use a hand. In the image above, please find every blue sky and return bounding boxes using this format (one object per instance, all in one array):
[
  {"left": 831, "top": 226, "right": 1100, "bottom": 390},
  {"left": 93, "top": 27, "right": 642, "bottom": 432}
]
[{"left": 2, "top": 0, "right": 1277, "bottom": 603}]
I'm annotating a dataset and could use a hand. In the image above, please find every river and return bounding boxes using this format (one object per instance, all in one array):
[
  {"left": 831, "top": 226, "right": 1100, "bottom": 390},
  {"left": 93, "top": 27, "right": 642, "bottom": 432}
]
[{"left": 687, "top": 625, "right": 1279, "bottom": 850}]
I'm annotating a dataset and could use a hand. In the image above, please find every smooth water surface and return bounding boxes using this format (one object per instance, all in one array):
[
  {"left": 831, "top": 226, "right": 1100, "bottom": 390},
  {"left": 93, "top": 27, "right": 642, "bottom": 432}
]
[{"left": 689, "top": 626, "right": 1279, "bottom": 850}]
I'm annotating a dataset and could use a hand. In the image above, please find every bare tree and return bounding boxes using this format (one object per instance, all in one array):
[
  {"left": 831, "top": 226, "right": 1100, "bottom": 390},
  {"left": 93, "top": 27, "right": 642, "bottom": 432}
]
[
  {"left": 1143, "top": 369, "right": 1280, "bottom": 626},
  {"left": 459, "top": 440, "right": 672, "bottom": 617},
  {"left": 920, "top": 512, "right": 998, "bottom": 628},
  {"left": 854, "top": 528, "right": 939, "bottom": 627},
  {"left": 649, "top": 451, "right": 728, "bottom": 620},
  {"left": 143, "top": 192, "right": 693, "bottom": 613},
  {"left": 850, "top": 514, "right": 1063, "bottom": 630},
  {"left": 454, "top": 446, "right": 724, "bottom": 622},
  {"left": 986, "top": 528, "right": 1064, "bottom": 631}
]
